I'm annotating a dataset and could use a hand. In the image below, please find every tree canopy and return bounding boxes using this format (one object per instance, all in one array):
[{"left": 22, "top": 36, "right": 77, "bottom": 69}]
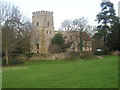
[
  {"left": 49, "top": 33, "right": 65, "bottom": 54},
  {"left": 1, "top": 1, "right": 31, "bottom": 64},
  {"left": 95, "top": 0, "right": 120, "bottom": 52}
]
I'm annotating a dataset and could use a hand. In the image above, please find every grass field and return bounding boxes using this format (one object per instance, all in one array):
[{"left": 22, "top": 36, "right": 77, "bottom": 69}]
[{"left": 2, "top": 55, "right": 118, "bottom": 88}]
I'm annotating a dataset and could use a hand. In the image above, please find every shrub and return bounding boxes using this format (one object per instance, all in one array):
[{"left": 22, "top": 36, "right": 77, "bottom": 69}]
[
  {"left": 48, "top": 44, "right": 61, "bottom": 54},
  {"left": 93, "top": 51, "right": 103, "bottom": 55},
  {"left": 80, "top": 52, "right": 93, "bottom": 59},
  {"left": 25, "top": 53, "right": 34, "bottom": 60},
  {"left": 9, "top": 59, "right": 24, "bottom": 65},
  {"left": 51, "top": 33, "right": 65, "bottom": 48},
  {"left": 69, "top": 52, "right": 80, "bottom": 57},
  {"left": 2, "top": 58, "right": 6, "bottom": 65},
  {"left": 39, "top": 53, "right": 50, "bottom": 58},
  {"left": 49, "top": 33, "right": 65, "bottom": 53},
  {"left": 103, "top": 48, "right": 110, "bottom": 55}
]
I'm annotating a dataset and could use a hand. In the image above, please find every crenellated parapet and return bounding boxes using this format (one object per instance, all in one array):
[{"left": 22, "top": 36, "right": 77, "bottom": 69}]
[{"left": 32, "top": 10, "right": 53, "bottom": 17}]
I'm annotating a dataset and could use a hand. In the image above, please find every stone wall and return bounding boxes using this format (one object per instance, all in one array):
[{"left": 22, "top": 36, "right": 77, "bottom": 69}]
[
  {"left": 111, "top": 51, "right": 120, "bottom": 55},
  {"left": 29, "top": 53, "right": 71, "bottom": 60}
]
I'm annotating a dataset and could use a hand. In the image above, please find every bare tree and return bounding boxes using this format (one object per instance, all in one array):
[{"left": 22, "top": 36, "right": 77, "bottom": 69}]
[
  {"left": 59, "top": 20, "right": 73, "bottom": 31},
  {"left": 72, "top": 17, "right": 88, "bottom": 51},
  {"left": 1, "top": 1, "right": 31, "bottom": 64},
  {"left": 2, "top": 26, "right": 15, "bottom": 64},
  {"left": 72, "top": 17, "right": 88, "bottom": 30},
  {"left": 85, "top": 25, "right": 97, "bottom": 36},
  {"left": 0, "top": 1, "right": 20, "bottom": 64},
  {"left": 59, "top": 17, "right": 94, "bottom": 52}
]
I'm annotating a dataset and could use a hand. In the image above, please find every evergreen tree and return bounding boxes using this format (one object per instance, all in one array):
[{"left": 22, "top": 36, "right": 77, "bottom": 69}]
[
  {"left": 96, "top": 0, "right": 119, "bottom": 52},
  {"left": 49, "top": 33, "right": 65, "bottom": 53}
]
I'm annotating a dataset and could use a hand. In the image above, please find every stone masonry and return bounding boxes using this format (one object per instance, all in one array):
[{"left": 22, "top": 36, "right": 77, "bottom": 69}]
[{"left": 30, "top": 10, "right": 92, "bottom": 53}]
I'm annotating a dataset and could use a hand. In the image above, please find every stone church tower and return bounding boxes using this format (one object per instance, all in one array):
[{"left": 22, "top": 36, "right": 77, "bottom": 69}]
[{"left": 30, "top": 11, "right": 55, "bottom": 53}]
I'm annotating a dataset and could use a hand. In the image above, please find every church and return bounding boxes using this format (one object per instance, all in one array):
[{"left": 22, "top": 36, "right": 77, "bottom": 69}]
[{"left": 30, "top": 10, "right": 92, "bottom": 53}]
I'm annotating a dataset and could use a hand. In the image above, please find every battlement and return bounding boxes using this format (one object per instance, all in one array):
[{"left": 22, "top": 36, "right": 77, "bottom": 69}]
[{"left": 32, "top": 10, "right": 53, "bottom": 16}]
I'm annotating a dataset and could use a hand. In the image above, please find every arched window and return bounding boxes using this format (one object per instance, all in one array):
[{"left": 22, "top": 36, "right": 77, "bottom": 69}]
[
  {"left": 73, "top": 47, "right": 74, "bottom": 51},
  {"left": 37, "top": 43, "right": 39, "bottom": 49},
  {"left": 37, "top": 22, "right": 39, "bottom": 26},
  {"left": 47, "top": 31, "right": 49, "bottom": 34}
]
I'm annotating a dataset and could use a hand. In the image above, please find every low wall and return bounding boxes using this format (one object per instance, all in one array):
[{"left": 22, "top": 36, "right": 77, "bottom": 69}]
[
  {"left": 29, "top": 53, "right": 71, "bottom": 60},
  {"left": 111, "top": 51, "right": 120, "bottom": 55}
]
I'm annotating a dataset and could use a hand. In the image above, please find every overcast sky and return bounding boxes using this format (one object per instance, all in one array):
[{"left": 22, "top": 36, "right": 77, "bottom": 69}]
[{"left": 5, "top": 0, "right": 120, "bottom": 30}]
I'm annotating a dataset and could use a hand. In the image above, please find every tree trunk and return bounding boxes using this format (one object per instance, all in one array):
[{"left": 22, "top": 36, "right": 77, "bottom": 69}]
[{"left": 5, "top": 48, "right": 9, "bottom": 65}]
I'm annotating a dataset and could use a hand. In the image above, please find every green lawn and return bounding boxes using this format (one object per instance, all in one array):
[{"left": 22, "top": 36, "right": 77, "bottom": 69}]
[{"left": 2, "top": 55, "right": 118, "bottom": 88}]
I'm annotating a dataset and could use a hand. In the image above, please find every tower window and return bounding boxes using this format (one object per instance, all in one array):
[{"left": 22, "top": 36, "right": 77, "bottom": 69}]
[
  {"left": 37, "top": 22, "right": 39, "bottom": 26},
  {"left": 73, "top": 47, "right": 74, "bottom": 51},
  {"left": 45, "top": 15, "right": 46, "bottom": 21},
  {"left": 37, "top": 43, "right": 39, "bottom": 49},
  {"left": 47, "top": 22, "right": 49, "bottom": 26}
]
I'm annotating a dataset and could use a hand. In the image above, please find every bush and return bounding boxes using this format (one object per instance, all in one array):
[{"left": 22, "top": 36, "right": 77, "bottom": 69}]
[
  {"left": 38, "top": 53, "right": 49, "bottom": 58},
  {"left": 2, "top": 58, "right": 6, "bottom": 65},
  {"left": 49, "top": 33, "right": 65, "bottom": 53},
  {"left": 93, "top": 51, "right": 103, "bottom": 55},
  {"left": 48, "top": 44, "right": 61, "bottom": 54},
  {"left": 51, "top": 33, "right": 65, "bottom": 48},
  {"left": 25, "top": 53, "right": 34, "bottom": 60},
  {"left": 103, "top": 48, "right": 110, "bottom": 55},
  {"left": 80, "top": 52, "right": 93, "bottom": 59},
  {"left": 69, "top": 52, "right": 80, "bottom": 57},
  {"left": 9, "top": 59, "right": 24, "bottom": 65}
]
